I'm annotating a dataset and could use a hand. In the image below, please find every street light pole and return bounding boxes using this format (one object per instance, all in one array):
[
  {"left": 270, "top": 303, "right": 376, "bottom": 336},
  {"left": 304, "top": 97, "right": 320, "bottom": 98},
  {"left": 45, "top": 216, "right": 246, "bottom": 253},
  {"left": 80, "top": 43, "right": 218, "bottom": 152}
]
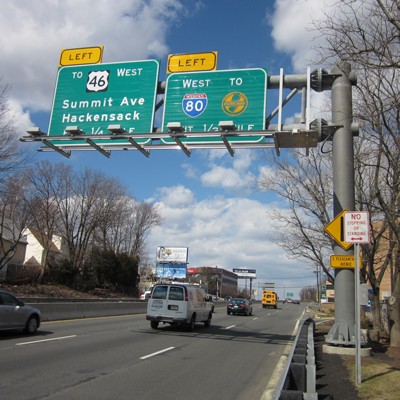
[{"left": 314, "top": 267, "right": 320, "bottom": 307}]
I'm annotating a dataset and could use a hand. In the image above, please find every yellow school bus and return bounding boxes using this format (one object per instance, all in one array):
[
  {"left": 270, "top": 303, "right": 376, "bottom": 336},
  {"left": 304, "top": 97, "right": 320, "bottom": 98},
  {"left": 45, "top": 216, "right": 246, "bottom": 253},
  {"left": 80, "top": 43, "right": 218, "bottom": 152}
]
[{"left": 262, "top": 290, "right": 278, "bottom": 309}]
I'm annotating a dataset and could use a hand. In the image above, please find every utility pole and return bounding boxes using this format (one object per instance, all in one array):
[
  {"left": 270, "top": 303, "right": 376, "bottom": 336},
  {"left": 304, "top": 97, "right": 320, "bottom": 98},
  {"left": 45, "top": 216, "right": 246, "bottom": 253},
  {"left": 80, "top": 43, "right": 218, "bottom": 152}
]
[{"left": 326, "top": 62, "right": 356, "bottom": 346}]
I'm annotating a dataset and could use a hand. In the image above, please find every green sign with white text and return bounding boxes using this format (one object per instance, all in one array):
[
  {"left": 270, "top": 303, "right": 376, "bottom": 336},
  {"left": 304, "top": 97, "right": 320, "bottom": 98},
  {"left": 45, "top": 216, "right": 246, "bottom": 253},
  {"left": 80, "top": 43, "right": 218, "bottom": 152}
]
[
  {"left": 48, "top": 60, "right": 160, "bottom": 146},
  {"left": 161, "top": 68, "right": 267, "bottom": 143}
]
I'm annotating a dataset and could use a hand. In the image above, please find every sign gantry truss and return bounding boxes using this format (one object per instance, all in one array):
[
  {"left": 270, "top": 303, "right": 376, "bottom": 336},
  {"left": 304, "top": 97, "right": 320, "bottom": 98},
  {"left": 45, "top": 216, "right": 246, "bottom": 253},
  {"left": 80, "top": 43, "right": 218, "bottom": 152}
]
[
  {"left": 23, "top": 124, "right": 322, "bottom": 159},
  {"left": 20, "top": 68, "right": 344, "bottom": 158}
]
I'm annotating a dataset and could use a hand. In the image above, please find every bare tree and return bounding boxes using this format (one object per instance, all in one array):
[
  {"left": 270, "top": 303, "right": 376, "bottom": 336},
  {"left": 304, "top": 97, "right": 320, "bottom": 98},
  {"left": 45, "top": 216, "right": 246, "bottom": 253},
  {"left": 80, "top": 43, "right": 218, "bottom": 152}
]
[
  {"left": 54, "top": 166, "right": 130, "bottom": 272},
  {"left": 258, "top": 148, "right": 335, "bottom": 282},
  {"left": 0, "top": 81, "right": 33, "bottom": 183},
  {"left": 300, "top": 286, "right": 317, "bottom": 302},
  {"left": 127, "top": 202, "right": 164, "bottom": 259},
  {"left": 25, "top": 161, "right": 70, "bottom": 282},
  {"left": 96, "top": 199, "right": 163, "bottom": 260},
  {"left": 0, "top": 176, "right": 33, "bottom": 270},
  {"left": 0, "top": 80, "right": 34, "bottom": 271}
]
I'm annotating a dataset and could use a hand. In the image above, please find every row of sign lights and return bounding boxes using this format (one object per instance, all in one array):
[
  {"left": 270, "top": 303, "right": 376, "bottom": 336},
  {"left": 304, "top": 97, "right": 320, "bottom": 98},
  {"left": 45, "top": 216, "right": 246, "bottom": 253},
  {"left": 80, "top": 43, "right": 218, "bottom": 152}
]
[{"left": 26, "top": 120, "right": 263, "bottom": 159}]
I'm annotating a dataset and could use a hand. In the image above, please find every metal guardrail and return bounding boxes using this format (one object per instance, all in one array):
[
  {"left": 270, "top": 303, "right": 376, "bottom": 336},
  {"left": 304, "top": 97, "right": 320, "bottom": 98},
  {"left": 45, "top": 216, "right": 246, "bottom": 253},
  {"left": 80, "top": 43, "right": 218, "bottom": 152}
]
[{"left": 273, "top": 318, "right": 317, "bottom": 400}]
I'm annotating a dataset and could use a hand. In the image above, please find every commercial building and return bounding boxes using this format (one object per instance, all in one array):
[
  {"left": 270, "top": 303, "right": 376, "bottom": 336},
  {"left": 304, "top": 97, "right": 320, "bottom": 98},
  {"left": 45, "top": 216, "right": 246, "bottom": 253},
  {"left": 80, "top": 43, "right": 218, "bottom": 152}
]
[{"left": 187, "top": 266, "right": 238, "bottom": 298}]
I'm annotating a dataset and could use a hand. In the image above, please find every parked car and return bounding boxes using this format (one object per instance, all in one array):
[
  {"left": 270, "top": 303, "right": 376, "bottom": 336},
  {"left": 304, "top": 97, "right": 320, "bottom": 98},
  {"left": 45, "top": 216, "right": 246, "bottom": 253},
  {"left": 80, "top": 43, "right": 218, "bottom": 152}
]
[
  {"left": 207, "top": 294, "right": 215, "bottom": 313},
  {"left": 227, "top": 298, "right": 253, "bottom": 316},
  {"left": 0, "top": 290, "right": 41, "bottom": 334},
  {"left": 146, "top": 284, "right": 213, "bottom": 331},
  {"left": 140, "top": 288, "right": 153, "bottom": 300}
]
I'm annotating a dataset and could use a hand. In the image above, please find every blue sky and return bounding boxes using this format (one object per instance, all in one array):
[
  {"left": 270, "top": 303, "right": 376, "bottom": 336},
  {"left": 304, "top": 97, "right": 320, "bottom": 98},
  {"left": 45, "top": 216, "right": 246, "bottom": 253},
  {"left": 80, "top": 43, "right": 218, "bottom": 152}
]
[{"left": 1, "top": 0, "right": 339, "bottom": 298}]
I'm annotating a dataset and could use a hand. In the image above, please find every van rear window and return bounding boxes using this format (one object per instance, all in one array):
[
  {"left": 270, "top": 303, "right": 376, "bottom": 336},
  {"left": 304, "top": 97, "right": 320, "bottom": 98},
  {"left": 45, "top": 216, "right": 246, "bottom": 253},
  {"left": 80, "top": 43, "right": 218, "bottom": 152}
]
[
  {"left": 152, "top": 286, "right": 168, "bottom": 299},
  {"left": 168, "top": 287, "right": 184, "bottom": 301}
]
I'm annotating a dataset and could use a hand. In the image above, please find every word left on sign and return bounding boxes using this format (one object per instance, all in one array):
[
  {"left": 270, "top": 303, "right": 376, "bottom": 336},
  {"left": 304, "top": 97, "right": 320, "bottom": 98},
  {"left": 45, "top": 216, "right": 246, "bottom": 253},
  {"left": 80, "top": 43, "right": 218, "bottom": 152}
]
[{"left": 59, "top": 46, "right": 103, "bottom": 67}]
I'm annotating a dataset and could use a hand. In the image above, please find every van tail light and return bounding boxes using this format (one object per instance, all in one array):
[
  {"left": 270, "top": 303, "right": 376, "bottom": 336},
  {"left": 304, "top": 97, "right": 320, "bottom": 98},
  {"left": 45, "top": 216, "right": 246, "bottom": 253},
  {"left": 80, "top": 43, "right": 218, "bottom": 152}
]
[{"left": 184, "top": 287, "right": 189, "bottom": 301}]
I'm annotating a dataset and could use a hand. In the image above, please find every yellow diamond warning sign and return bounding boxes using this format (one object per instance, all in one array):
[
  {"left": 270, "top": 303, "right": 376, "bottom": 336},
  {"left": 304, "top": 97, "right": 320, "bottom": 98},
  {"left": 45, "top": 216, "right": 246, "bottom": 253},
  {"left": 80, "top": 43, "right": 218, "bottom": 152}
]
[{"left": 324, "top": 209, "right": 353, "bottom": 250}]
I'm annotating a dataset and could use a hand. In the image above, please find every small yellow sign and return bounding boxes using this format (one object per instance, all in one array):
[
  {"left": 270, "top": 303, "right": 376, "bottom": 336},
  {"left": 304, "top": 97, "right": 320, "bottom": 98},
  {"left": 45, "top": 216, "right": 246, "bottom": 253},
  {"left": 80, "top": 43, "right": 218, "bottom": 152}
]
[
  {"left": 324, "top": 209, "right": 353, "bottom": 250},
  {"left": 59, "top": 46, "right": 103, "bottom": 67},
  {"left": 330, "top": 255, "right": 362, "bottom": 269},
  {"left": 167, "top": 51, "right": 218, "bottom": 74}
]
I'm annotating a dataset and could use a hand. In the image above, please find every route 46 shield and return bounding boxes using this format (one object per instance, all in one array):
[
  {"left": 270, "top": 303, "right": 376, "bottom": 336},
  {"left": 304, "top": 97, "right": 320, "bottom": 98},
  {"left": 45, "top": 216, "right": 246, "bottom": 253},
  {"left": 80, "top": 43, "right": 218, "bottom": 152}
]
[
  {"left": 86, "top": 70, "right": 110, "bottom": 93},
  {"left": 182, "top": 93, "right": 208, "bottom": 118}
]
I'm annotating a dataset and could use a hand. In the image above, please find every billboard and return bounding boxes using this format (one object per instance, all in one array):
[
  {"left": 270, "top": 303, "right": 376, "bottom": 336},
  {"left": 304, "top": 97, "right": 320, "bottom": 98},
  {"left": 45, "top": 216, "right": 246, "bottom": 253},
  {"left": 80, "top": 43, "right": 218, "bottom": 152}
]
[
  {"left": 156, "top": 263, "right": 187, "bottom": 280},
  {"left": 156, "top": 246, "right": 188, "bottom": 263},
  {"left": 233, "top": 268, "right": 257, "bottom": 279}
]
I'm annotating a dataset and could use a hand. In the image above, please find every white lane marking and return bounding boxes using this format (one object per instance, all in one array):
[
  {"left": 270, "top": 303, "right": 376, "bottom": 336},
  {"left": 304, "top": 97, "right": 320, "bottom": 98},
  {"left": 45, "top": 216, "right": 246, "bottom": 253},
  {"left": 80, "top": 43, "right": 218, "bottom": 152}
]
[
  {"left": 140, "top": 346, "right": 175, "bottom": 360},
  {"left": 224, "top": 325, "right": 236, "bottom": 330},
  {"left": 16, "top": 335, "right": 77, "bottom": 346}
]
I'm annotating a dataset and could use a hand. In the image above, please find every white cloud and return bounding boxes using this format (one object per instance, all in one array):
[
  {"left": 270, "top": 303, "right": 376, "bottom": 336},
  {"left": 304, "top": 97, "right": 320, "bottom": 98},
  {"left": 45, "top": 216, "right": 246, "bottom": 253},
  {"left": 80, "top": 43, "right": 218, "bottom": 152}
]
[
  {"left": 4, "top": 98, "right": 34, "bottom": 136},
  {"left": 270, "top": 0, "right": 337, "bottom": 72},
  {"left": 201, "top": 165, "right": 251, "bottom": 193},
  {"left": 0, "top": 0, "right": 185, "bottom": 112},
  {"left": 199, "top": 150, "right": 257, "bottom": 194},
  {"left": 155, "top": 184, "right": 195, "bottom": 208},
  {"left": 147, "top": 186, "right": 314, "bottom": 296},
  {"left": 0, "top": 1, "right": 322, "bottom": 298}
]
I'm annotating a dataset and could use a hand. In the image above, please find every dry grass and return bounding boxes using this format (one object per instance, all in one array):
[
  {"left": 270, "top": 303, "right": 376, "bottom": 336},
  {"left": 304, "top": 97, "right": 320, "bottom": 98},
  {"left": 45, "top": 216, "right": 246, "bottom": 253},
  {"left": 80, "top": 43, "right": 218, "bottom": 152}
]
[
  {"left": 343, "top": 356, "right": 400, "bottom": 400},
  {"left": 311, "top": 306, "right": 400, "bottom": 400}
]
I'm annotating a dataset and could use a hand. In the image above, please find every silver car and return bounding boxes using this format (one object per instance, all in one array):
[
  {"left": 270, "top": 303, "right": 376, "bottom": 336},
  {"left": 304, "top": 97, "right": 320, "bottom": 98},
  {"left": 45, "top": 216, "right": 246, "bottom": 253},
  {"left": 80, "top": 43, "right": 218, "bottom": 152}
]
[{"left": 0, "top": 290, "right": 41, "bottom": 334}]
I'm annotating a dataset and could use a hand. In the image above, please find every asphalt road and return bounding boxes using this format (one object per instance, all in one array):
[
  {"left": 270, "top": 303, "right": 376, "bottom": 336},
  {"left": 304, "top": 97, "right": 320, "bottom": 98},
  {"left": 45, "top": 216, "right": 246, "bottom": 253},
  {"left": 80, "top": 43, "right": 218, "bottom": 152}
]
[{"left": 0, "top": 302, "right": 308, "bottom": 400}]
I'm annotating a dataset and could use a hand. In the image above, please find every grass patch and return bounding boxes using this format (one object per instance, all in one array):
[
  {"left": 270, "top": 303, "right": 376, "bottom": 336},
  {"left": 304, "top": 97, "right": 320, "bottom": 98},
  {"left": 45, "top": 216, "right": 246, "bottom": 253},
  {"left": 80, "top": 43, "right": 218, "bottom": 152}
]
[{"left": 343, "top": 357, "right": 400, "bottom": 400}]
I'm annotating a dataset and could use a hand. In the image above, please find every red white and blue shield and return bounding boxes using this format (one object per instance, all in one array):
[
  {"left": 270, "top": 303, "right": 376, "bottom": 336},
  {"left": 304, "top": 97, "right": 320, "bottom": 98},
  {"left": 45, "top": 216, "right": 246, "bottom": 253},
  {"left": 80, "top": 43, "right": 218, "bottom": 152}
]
[{"left": 182, "top": 93, "right": 208, "bottom": 118}]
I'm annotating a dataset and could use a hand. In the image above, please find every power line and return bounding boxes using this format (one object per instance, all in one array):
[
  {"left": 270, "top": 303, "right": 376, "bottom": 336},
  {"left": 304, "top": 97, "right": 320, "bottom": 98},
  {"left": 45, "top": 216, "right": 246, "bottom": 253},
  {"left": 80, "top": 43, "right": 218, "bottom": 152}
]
[{"left": 261, "top": 276, "right": 316, "bottom": 280}]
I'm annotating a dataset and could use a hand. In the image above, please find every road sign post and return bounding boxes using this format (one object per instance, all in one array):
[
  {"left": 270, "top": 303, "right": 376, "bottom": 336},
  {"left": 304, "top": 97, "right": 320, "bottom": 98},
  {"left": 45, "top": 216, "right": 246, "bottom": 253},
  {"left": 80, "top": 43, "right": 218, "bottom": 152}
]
[
  {"left": 344, "top": 210, "right": 370, "bottom": 386},
  {"left": 162, "top": 68, "right": 267, "bottom": 144},
  {"left": 48, "top": 60, "right": 160, "bottom": 147}
]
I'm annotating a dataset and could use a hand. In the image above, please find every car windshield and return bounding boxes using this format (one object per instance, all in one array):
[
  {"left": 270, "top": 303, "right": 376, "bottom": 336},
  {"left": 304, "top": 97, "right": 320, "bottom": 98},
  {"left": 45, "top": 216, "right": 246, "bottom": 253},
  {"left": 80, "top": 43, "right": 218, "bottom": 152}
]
[{"left": 232, "top": 298, "right": 245, "bottom": 304}]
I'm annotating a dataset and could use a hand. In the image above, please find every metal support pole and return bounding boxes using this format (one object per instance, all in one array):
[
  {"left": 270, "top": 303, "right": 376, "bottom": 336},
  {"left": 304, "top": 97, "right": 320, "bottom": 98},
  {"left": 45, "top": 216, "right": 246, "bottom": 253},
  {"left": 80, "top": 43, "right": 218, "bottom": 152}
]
[
  {"left": 355, "top": 243, "right": 362, "bottom": 384},
  {"left": 314, "top": 268, "right": 320, "bottom": 307},
  {"left": 326, "top": 62, "right": 356, "bottom": 346}
]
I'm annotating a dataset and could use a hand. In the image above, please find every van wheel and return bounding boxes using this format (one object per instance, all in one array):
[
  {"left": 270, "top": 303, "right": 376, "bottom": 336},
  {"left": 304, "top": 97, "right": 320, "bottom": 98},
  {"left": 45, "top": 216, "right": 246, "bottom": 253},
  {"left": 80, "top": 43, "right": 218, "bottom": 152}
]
[
  {"left": 150, "top": 321, "right": 159, "bottom": 329},
  {"left": 204, "top": 312, "right": 212, "bottom": 328},
  {"left": 187, "top": 315, "right": 196, "bottom": 331}
]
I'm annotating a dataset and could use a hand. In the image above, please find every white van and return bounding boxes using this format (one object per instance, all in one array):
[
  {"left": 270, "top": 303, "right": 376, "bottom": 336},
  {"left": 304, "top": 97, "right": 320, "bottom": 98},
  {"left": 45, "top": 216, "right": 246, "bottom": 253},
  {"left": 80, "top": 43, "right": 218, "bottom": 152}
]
[{"left": 146, "top": 284, "right": 213, "bottom": 331}]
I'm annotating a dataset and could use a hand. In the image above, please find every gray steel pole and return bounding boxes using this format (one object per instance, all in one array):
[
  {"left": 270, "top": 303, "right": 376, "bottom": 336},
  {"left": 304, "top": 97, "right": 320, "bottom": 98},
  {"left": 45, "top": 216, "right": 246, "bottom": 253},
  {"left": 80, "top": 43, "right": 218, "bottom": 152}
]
[{"left": 326, "top": 62, "right": 356, "bottom": 345}]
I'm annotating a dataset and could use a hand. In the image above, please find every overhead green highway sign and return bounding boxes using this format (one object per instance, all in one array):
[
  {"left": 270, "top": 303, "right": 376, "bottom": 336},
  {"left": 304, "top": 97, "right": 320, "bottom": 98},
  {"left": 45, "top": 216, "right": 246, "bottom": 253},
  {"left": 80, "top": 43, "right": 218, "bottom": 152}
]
[
  {"left": 161, "top": 68, "right": 267, "bottom": 144},
  {"left": 48, "top": 60, "right": 160, "bottom": 146}
]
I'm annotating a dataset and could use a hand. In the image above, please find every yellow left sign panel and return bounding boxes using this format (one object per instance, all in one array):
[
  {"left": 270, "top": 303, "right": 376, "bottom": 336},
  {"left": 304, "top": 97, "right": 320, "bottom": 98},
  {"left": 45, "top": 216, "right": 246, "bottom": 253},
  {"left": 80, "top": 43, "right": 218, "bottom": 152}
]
[{"left": 59, "top": 46, "right": 103, "bottom": 67}]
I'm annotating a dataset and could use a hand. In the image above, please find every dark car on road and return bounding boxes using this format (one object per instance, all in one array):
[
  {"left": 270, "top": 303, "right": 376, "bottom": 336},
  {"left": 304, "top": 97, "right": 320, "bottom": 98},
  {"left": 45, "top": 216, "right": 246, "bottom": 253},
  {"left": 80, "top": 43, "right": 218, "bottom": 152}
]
[
  {"left": 0, "top": 290, "right": 41, "bottom": 334},
  {"left": 227, "top": 298, "right": 253, "bottom": 316}
]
